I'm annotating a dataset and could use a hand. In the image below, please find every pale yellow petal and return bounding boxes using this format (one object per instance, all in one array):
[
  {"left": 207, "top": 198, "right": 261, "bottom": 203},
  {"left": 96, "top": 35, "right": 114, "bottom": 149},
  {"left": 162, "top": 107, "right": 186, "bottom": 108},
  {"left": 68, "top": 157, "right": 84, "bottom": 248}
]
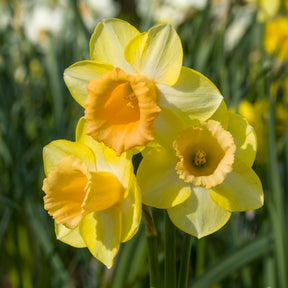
[
  {"left": 137, "top": 146, "right": 190, "bottom": 208},
  {"left": 55, "top": 223, "right": 86, "bottom": 248},
  {"left": 90, "top": 18, "right": 139, "bottom": 73},
  {"left": 154, "top": 106, "right": 186, "bottom": 151},
  {"left": 120, "top": 176, "right": 142, "bottom": 242},
  {"left": 227, "top": 111, "right": 257, "bottom": 167},
  {"left": 43, "top": 139, "right": 96, "bottom": 176},
  {"left": 157, "top": 67, "right": 223, "bottom": 123},
  {"left": 79, "top": 209, "right": 121, "bottom": 269},
  {"left": 76, "top": 117, "right": 134, "bottom": 193},
  {"left": 168, "top": 186, "right": 231, "bottom": 238},
  {"left": 125, "top": 23, "right": 182, "bottom": 85},
  {"left": 209, "top": 99, "right": 229, "bottom": 130},
  {"left": 209, "top": 157, "right": 264, "bottom": 212},
  {"left": 64, "top": 61, "right": 113, "bottom": 107},
  {"left": 76, "top": 117, "right": 112, "bottom": 171}
]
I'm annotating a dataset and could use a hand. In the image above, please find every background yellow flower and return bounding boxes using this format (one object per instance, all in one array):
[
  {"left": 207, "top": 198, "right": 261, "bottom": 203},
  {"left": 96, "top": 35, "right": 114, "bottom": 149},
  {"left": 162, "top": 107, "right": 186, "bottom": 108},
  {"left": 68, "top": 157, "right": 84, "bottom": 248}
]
[{"left": 263, "top": 16, "right": 288, "bottom": 60}]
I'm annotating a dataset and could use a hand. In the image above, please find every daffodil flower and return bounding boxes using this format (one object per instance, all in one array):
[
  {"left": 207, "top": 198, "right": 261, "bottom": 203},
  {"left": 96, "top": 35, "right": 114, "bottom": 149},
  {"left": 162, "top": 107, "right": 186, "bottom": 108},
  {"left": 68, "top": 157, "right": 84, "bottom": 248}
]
[
  {"left": 247, "top": 0, "right": 280, "bottom": 22},
  {"left": 42, "top": 117, "right": 141, "bottom": 268},
  {"left": 64, "top": 18, "right": 223, "bottom": 155},
  {"left": 239, "top": 98, "right": 288, "bottom": 165},
  {"left": 137, "top": 102, "right": 264, "bottom": 238},
  {"left": 263, "top": 16, "right": 288, "bottom": 60}
]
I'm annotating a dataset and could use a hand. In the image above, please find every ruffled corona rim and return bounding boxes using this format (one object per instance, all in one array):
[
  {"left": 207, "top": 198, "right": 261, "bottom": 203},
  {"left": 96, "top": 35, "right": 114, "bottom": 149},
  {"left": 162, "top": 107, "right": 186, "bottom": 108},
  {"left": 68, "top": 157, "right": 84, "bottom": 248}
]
[
  {"left": 42, "top": 155, "right": 124, "bottom": 229},
  {"left": 173, "top": 120, "right": 236, "bottom": 189},
  {"left": 85, "top": 67, "right": 161, "bottom": 155}
]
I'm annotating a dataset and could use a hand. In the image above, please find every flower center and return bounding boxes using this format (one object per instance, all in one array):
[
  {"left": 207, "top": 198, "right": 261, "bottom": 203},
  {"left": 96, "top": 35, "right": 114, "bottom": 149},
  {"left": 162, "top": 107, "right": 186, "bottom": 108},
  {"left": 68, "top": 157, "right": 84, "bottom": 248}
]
[
  {"left": 193, "top": 149, "right": 207, "bottom": 167},
  {"left": 123, "top": 88, "right": 137, "bottom": 108},
  {"left": 174, "top": 120, "right": 236, "bottom": 189},
  {"left": 85, "top": 67, "right": 161, "bottom": 155}
]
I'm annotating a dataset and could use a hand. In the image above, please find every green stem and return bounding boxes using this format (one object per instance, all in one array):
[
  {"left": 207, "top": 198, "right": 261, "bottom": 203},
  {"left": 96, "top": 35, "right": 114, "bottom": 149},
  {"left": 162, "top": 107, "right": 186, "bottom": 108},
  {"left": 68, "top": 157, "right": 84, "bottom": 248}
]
[
  {"left": 142, "top": 204, "right": 161, "bottom": 288},
  {"left": 164, "top": 211, "right": 176, "bottom": 288},
  {"left": 190, "top": 235, "right": 273, "bottom": 287},
  {"left": 178, "top": 233, "right": 192, "bottom": 288},
  {"left": 195, "top": 238, "right": 206, "bottom": 276},
  {"left": 268, "top": 96, "right": 287, "bottom": 288}
]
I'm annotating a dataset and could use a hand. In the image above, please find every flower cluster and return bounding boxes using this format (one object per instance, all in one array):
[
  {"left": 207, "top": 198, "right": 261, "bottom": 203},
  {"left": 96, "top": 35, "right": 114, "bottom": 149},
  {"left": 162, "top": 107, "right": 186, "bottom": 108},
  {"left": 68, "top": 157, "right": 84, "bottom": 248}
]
[{"left": 42, "top": 18, "right": 263, "bottom": 267}]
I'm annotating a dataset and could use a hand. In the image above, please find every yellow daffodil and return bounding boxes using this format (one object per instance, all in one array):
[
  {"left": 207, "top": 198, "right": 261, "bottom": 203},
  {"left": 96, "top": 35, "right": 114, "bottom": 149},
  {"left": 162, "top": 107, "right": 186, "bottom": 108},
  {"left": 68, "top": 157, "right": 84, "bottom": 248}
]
[
  {"left": 42, "top": 117, "right": 141, "bottom": 268},
  {"left": 263, "top": 16, "right": 288, "bottom": 60},
  {"left": 137, "top": 102, "right": 264, "bottom": 238},
  {"left": 239, "top": 98, "right": 288, "bottom": 164},
  {"left": 64, "top": 18, "right": 223, "bottom": 155},
  {"left": 247, "top": 0, "right": 280, "bottom": 22},
  {"left": 270, "top": 76, "right": 288, "bottom": 104}
]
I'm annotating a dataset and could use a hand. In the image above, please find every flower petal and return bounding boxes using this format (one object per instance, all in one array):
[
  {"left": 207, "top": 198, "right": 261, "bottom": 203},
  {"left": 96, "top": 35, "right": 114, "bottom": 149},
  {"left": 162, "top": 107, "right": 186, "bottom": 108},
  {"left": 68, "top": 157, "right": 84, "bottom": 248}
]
[
  {"left": 137, "top": 146, "right": 190, "bottom": 208},
  {"left": 227, "top": 111, "right": 257, "bottom": 167},
  {"left": 120, "top": 176, "right": 142, "bottom": 242},
  {"left": 43, "top": 139, "right": 96, "bottom": 176},
  {"left": 76, "top": 117, "right": 111, "bottom": 170},
  {"left": 43, "top": 156, "right": 89, "bottom": 229},
  {"left": 90, "top": 18, "right": 139, "bottom": 73},
  {"left": 76, "top": 117, "right": 134, "bottom": 193},
  {"left": 125, "top": 23, "right": 182, "bottom": 85},
  {"left": 168, "top": 186, "right": 231, "bottom": 238},
  {"left": 157, "top": 67, "right": 223, "bottom": 123},
  {"left": 209, "top": 157, "right": 264, "bottom": 211},
  {"left": 64, "top": 60, "right": 113, "bottom": 107},
  {"left": 154, "top": 106, "right": 186, "bottom": 150},
  {"left": 209, "top": 99, "right": 229, "bottom": 130},
  {"left": 55, "top": 223, "right": 86, "bottom": 247},
  {"left": 79, "top": 209, "right": 121, "bottom": 269},
  {"left": 82, "top": 171, "right": 124, "bottom": 216}
]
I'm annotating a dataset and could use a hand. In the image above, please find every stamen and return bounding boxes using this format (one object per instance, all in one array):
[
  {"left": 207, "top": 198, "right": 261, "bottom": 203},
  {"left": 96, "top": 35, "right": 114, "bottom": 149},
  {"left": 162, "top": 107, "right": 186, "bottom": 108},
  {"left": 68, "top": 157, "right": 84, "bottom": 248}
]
[
  {"left": 193, "top": 150, "right": 207, "bottom": 167},
  {"left": 124, "top": 92, "right": 137, "bottom": 109}
]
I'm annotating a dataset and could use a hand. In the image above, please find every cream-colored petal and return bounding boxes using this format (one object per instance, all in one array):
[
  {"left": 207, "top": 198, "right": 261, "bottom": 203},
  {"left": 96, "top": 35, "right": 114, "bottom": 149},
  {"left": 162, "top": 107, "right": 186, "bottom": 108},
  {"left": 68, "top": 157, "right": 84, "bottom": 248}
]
[
  {"left": 55, "top": 223, "right": 86, "bottom": 248},
  {"left": 64, "top": 60, "right": 113, "bottom": 107},
  {"left": 125, "top": 24, "right": 182, "bottom": 85},
  {"left": 90, "top": 18, "right": 139, "bottom": 73},
  {"left": 137, "top": 146, "right": 190, "bottom": 208},
  {"left": 43, "top": 139, "right": 96, "bottom": 176},
  {"left": 209, "top": 157, "right": 264, "bottom": 212},
  {"left": 227, "top": 111, "right": 257, "bottom": 167},
  {"left": 157, "top": 67, "right": 223, "bottom": 123},
  {"left": 120, "top": 176, "right": 142, "bottom": 242},
  {"left": 168, "top": 186, "right": 231, "bottom": 238},
  {"left": 79, "top": 209, "right": 121, "bottom": 269}
]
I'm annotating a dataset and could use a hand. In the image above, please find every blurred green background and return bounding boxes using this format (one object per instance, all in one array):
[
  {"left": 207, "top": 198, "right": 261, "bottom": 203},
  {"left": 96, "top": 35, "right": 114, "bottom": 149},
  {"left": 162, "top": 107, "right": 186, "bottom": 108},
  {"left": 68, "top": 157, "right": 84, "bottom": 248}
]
[{"left": 1, "top": 0, "right": 288, "bottom": 287}]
